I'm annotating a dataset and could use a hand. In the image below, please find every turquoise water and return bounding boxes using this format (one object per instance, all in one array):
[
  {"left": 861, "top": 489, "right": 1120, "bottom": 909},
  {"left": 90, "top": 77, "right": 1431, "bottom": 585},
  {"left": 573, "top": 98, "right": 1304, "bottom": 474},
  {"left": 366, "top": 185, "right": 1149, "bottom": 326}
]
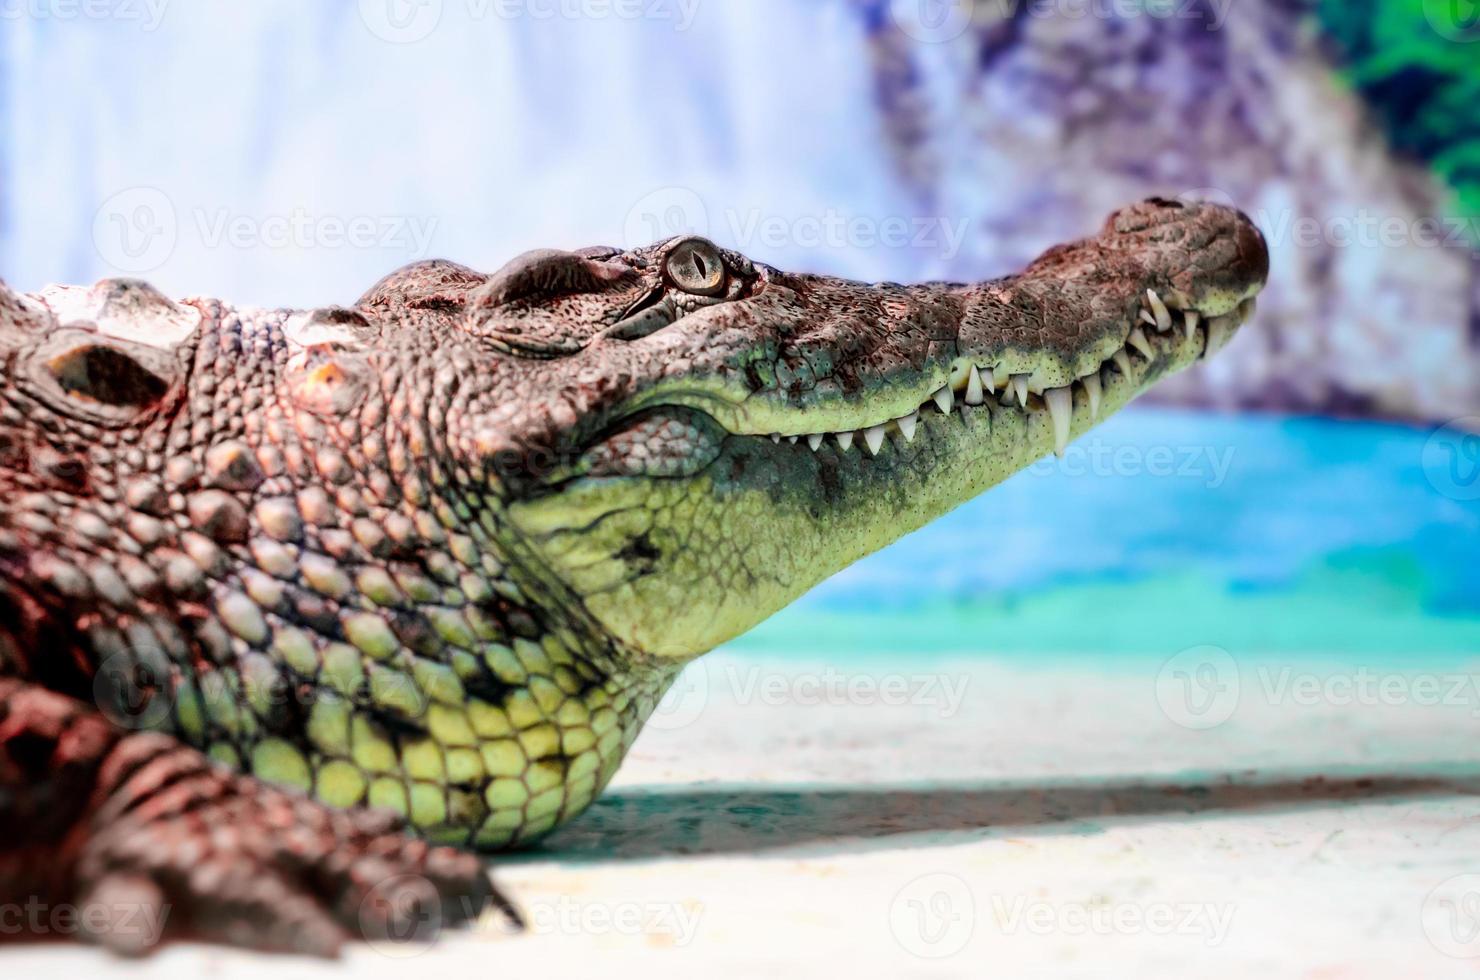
[{"left": 723, "top": 409, "right": 1480, "bottom": 661}]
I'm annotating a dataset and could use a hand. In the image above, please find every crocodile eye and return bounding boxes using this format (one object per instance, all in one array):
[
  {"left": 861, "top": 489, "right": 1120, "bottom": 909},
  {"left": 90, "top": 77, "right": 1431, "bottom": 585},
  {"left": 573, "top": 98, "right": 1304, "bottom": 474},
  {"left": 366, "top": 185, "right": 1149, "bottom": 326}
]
[{"left": 663, "top": 238, "right": 727, "bottom": 297}]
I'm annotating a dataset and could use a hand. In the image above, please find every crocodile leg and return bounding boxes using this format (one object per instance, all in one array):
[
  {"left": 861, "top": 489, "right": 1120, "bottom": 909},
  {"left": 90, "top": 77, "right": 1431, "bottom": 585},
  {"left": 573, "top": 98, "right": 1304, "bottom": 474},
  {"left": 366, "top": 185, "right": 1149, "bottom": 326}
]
[{"left": 0, "top": 679, "right": 511, "bottom": 956}]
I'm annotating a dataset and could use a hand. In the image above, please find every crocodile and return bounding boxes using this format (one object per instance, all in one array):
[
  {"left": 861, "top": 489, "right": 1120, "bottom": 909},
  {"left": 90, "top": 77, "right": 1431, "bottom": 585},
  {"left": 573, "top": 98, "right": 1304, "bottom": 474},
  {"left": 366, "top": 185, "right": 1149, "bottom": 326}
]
[{"left": 0, "top": 198, "right": 1266, "bottom": 954}]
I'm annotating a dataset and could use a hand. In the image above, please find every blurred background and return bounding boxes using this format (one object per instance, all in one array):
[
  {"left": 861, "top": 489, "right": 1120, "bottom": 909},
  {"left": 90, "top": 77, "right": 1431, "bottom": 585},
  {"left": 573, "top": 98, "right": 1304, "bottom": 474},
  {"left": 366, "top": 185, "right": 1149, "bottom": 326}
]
[{"left": 2, "top": 0, "right": 1478, "bottom": 662}]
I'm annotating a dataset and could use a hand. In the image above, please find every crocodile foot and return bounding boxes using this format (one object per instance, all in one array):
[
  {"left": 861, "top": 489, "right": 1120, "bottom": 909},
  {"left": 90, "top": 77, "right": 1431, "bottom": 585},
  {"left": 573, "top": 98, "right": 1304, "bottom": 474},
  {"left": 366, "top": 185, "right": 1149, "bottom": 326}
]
[
  {"left": 71, "top": 731, "right": 519, "bottom": 955},
  {"left": 61, "top": 727, "right": 517, "bottom": 956}
]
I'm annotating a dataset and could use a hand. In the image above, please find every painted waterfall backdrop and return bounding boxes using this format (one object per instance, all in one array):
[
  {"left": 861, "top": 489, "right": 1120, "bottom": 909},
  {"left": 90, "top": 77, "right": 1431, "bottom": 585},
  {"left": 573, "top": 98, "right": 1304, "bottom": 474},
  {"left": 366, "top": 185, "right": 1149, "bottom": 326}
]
[{"left": 1, "top": 0, "right": 1476, "bottom": 656}]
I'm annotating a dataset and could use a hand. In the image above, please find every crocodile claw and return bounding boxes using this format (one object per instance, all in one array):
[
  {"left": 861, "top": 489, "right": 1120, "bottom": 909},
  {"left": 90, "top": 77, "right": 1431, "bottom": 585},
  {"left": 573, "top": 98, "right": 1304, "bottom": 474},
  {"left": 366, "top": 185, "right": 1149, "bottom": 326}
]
[{"left": 74, "top": 733, "right": 518, "bottom": 957}]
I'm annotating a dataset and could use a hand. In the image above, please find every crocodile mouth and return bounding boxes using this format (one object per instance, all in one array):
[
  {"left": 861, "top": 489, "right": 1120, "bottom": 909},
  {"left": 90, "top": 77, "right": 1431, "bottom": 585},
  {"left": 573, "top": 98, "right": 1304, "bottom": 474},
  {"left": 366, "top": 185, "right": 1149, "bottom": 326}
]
[
  {"left": 632, "top": 287, "right": 1256, "bottom": 462},
  {"left": 520, "top": 287, "right": 1258, "bottom": 659}
]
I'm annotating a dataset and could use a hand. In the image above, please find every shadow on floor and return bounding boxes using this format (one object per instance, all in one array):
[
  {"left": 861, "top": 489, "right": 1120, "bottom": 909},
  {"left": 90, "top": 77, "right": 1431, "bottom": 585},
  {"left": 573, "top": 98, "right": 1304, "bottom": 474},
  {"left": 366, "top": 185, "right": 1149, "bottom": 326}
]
[{"left": 522, "top": 765, "right": 1480, "bottom": 863}]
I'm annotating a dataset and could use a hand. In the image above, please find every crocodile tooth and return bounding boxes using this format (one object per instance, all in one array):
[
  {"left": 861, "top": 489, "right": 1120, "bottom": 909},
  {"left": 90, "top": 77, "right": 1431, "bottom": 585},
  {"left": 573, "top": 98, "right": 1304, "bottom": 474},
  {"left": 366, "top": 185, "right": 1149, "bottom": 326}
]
[
  {"left": 1083, "top": 373, "right": 1102, "bottom": 420},
  {"left": 1183, "top": 309, "right": 1200, "bottom": 343},
  {"left": 834, "top": 431, "right": 854, "bottom": 451},
  {"left": 965, "top": 365, "right": 984, "bottom": 405},
  {"left": 1113, "top": 350, "right": 1133, "bottom": 376},
  {"left": 932, "top": 385, "right": 953, "bottom": 415},
  {"left": 1044, "top": 386, "right": 1073, "bottom": 457},
  {"left": 897, "top": 410, "right": 919, "bottom": 443},
  {"left": 1146, "top": 289, "right": 1172, "bottom": 332},
  {"left": 1204, "top": 311, "right": 1239, "bottom": 359},
  {"left": 1127, "top": 327, "right": 1155, "bottom": 360},
  {"left": 1011, "top": 374, "right": 1030, "bottom": 407},
  {"left": 1139, "top": 309, "right": 1158, "bottom": 329},
  {"left": 786, "top": 435, "right": 798, "bottom": 444},
  {"left": 981, "top": 368, "right": 996, "bottom": 395},
  {"left": 807, "top": 433, "right": 824, "bottom": 451},
  {"left": 863, "top": 424, "right": 886, "bottom": 456},
  {"left": 770, "top": 434, "right": 781, "bottom": 444}
]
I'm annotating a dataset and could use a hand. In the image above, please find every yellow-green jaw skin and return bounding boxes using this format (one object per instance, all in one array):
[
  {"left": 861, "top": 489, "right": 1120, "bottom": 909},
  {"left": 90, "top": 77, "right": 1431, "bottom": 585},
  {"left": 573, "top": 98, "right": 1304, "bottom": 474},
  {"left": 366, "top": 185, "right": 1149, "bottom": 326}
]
[
  {"left": 508, "top": 296, "right": 1259, "bottom": 659},
  {"left": 500, "top": 199, "right": 1268, "bottom": 661}
]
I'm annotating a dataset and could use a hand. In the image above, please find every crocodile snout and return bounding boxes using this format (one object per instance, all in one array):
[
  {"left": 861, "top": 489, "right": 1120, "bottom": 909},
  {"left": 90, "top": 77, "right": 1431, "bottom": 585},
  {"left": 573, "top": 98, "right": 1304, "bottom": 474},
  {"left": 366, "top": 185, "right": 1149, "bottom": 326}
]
[{"left": 1105, "top": 197, "right": 1268, "bottom": 316}]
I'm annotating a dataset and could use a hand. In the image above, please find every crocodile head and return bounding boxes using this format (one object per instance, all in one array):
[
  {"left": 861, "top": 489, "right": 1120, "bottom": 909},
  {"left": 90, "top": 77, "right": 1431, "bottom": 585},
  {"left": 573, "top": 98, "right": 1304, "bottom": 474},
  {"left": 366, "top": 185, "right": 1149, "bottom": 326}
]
[{"left": 365, "top": 198, "right": 1267, "bottom": 663}]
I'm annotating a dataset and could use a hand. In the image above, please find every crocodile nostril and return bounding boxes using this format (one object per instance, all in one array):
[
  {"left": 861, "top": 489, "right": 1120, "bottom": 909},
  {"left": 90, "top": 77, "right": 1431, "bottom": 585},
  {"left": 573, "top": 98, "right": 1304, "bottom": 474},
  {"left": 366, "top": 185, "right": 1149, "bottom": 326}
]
[{"left": 1145, "top": 196, "right": 1186, "bottom": 209}]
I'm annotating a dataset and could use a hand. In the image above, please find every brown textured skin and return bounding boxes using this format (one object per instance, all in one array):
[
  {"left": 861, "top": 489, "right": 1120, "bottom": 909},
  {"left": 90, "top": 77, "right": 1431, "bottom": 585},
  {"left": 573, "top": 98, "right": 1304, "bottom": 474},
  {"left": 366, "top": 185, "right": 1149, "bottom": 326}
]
[
  {"left": 0, "top": 680, "right": 504, "bottom": 955},
  {"left": 0, "top": 198, "right": 1267, "bottom": 954}
]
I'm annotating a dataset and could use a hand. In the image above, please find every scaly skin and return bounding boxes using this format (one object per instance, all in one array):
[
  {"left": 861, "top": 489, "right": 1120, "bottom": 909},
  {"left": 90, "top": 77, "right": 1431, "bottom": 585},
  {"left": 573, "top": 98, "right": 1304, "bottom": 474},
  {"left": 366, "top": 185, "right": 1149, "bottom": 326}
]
[{"left": 0, "top": 198, "right": 1266, "bottom": 953}]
